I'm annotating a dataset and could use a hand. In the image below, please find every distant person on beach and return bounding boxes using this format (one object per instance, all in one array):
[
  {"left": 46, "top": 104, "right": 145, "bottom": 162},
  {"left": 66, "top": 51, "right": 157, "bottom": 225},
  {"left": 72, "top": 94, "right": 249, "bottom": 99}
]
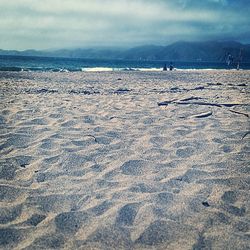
[
  {"left": 237, "top": 48, "right": 243, "bottom": 70},
  {"left": 226, "top": 53, "right": 233, "bottom": 68},
  {"left": 169, "top": 62, "right": 174, "bottom": 71},
  {"left": 163, "top": 64, "right": 167, "bottom": 71}
]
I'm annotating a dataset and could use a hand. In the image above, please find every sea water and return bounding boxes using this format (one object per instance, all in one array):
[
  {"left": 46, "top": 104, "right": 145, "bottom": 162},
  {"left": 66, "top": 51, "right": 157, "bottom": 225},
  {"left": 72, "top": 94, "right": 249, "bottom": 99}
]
[{"left": 1, "top": 55, "right": 250, "bottom": 72}]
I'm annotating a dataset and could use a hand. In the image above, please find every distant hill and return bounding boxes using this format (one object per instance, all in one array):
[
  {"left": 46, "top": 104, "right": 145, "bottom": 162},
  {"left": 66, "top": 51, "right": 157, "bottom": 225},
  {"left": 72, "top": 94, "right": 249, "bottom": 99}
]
[{"left": 1, "top": 41, "right": 250, "bottom": 62}]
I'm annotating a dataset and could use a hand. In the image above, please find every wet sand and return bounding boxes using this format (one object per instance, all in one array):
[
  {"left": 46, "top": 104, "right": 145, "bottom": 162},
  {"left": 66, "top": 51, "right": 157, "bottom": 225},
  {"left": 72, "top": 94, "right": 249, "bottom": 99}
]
[{"left": 0, "top": 70, "right": 249, "bottom": 249}]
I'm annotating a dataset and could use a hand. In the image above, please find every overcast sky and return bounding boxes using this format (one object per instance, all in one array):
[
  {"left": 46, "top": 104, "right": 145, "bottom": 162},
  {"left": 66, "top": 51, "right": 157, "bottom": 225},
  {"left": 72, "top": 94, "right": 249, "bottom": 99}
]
[{"left": 0, "top": 0, "right": 250, "bottom": 50}]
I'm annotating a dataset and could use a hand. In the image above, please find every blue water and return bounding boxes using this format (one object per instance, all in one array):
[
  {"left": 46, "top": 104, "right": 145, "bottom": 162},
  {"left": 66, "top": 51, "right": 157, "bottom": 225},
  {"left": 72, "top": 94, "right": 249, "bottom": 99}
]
[{"left": 1, "top": 55, "right": 250, "bottom": 72}]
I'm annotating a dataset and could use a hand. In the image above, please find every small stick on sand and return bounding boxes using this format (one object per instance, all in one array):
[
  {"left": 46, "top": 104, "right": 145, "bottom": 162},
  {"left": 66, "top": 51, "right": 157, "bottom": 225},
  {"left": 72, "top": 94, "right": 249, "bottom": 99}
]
[
  {"left": 228, "top": 109, "right": 249, "bottom": 118},
  {"left": 192, "top": 111, "right": 213, "bottom": 118},
  {"left": 84, "top": 134, "right": 97, "bottom": 142},
  {"left": 242, "top": 131, "right": 250, "bottom": 139}
]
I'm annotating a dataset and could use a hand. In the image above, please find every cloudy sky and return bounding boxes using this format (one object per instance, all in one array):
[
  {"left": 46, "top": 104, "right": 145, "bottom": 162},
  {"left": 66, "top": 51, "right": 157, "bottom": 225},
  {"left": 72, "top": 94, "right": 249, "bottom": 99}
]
[{"left": 0, "top": 0, "right": 250, "bottom": 50}]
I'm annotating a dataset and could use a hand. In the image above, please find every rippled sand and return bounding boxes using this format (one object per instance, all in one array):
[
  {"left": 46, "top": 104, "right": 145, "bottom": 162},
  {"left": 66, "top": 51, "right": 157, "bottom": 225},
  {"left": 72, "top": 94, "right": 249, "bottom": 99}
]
[{"left": 0, "top": 70, "right": 249, "bottom": 249}]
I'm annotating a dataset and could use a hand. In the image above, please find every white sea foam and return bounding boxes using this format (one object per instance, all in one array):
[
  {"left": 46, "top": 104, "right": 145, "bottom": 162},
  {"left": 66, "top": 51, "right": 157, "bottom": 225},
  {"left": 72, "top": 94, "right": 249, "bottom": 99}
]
[
  {"left": 81, "top": 67, "right": 114, "bottom": 72},
  {"left": 81, "top": 67, "right": 163, "bottom": 72}
]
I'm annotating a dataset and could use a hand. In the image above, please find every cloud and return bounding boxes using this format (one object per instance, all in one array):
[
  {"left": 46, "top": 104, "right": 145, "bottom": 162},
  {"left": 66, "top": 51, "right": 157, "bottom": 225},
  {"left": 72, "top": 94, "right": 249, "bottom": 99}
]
[{"left": 0, "top": 0, "right": 249, "bottom": 49}]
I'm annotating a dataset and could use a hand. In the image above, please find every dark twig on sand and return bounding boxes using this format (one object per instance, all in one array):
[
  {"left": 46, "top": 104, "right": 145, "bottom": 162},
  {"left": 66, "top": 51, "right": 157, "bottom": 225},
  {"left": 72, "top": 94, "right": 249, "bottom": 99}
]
[
  {"left": 242, "top": 131, "right": 250, "bottom": 140},
  {"left": 158, "top": 98, "right": 249, "bottom": 119},
  {"left": 180, "top": 96, "right": 204, "bottom": 102},
  {"left": 84, "top": 134, "right": 97, "bottom": 142},
  {"left": 158, "top": 100, "right": 248, "bottom": 108},
  {"left": 228, "top": 109, "right": 249, "bottom": 118},
  {"left": 193, "top": 111, "right": 213, "bottom": 118}
]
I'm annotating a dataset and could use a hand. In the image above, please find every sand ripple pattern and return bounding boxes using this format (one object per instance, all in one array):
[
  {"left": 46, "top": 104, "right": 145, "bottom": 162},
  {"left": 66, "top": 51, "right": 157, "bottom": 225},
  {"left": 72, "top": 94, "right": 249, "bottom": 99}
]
[{"left": 0, "top": 70, "right": 249, "bottom": 249}]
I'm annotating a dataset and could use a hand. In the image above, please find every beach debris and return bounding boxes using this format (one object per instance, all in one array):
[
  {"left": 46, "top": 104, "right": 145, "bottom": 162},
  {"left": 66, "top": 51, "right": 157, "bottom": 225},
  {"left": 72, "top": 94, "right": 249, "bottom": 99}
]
[
  {"left": 24, "top": 88, "right": 58, "bottom": 94},
  {"left": 84, "top": 134, "right": 97, "bottom": 142},
  {"left": 207, "top": 82, "right": 223, "bottom": 86},
  {"left": 114, "top": 88, "right": 131, "bottom": 94},
  {"left": 69, "top": 89, "right": 100, "bottom": 95},
  {"left": 37, "top": 88, "right": 58, "bottom": 94},
  {"left": 242, "top": 131, "right": 250, "bottom": 139},
  {"left": 193, "top": 111, "right": 212, "bottom": 118},
  {"left": 202, "top": 201, "right": 210, "bottom": 207},
  {"left": 158, "top": 98, "right": 249, "bottom": 119},
  {"left": 109, "top": 116, "right": 123, "bottom": 120},
  {"left": 180, "top": 96, "right": 204, "bottom": 102},
  {"left": 193, "top": 86, "right": 205, "bottom": 90},
  {"left": 158, "top": 99, "right": 177, "bottom": 106},
  {"left": 228, "top": 109, "right": 249, "bottom": 118},
  {"left": 170, "top": 87, "right": 183, "bottom": 93},
  {"left": 158, "top": 99, "right": 248, "bottom": 108}
]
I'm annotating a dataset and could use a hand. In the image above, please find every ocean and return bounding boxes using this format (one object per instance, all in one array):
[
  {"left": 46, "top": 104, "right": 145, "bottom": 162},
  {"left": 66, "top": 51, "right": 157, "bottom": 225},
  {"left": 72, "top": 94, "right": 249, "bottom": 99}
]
[{"left": 1, "top": 55, "right": 250, "bottom": 72}]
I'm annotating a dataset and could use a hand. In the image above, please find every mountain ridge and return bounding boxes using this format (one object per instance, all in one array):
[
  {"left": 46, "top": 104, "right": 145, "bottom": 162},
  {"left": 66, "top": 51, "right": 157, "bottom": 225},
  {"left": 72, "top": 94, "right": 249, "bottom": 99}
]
[{"left": 1, "top": 41, "right": 250, "bottom": 62}]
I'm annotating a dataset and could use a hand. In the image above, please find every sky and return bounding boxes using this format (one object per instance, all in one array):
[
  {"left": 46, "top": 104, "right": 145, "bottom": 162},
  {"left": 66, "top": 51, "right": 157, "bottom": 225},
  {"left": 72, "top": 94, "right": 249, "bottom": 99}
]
[{"left": 0, "top": 0, "right": 250, "bottom": 50}]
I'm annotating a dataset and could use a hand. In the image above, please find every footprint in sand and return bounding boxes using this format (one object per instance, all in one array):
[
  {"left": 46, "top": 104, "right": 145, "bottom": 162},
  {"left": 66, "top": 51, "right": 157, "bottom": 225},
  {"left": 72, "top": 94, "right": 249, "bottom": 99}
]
[
  {"left": 61, "top": 120, "right": 76, "bottom": 127},
  {"left": 221, "top": 191, "right": 246, "bottom": 216},
  {"left": 36, "top": 173, "right": 46, "bottom": 183},
  {"left": 26, "top": 234, "right": 65, "bottom": 249},
  {"left": 0, "top": 204, "right": 23, "bottom": 224},
  {"left": 121, "top": 160, "right": 148, "bottom": 176},
  {"left": 24, "top": 214, "right": 46, "bottom": 226},
  {"left": 26, "top": 194, "right": 83, "bottom": 213},
  {"left": 90, "top": 164, "right": 105, "bottom": 173},
  {"left": 83, "top": 115, "right": 95, "bottom": 124},
  {"left": 143, "top": 148, "right": 170, "bottom": 161},
  {"left": 130, "top": 183, "right": 158, "bottom": 193},
  {"left": 149, "top": 136, "right": 168, "bottom": 147},
  {"left": 90, "top": 200, "right": 113, "bottom": 216},
  {"left": 95, "top": 136, "right": 112, "bottom": 145},
  {"left": 0, "top": 161, "right": 17, "bottom": 180},
  {"left": 178, "top": 169, "right": 211, "bottom": 183},
  {"left": 174, "top": 129, "right": 192, "bottom": 136},
  {"left": 234, "top": 221, "right": 249, "bottom": 232},
  {"left": 115, "top": 203, "right": 140, "bottom": 226},
  {"left": 55, "top": 211, "right": 89, "bottom": 234},
  {"left": 26, "top": 118, "right": 48, "bottom": 126},
  {"left": 155, "top": 192, "right": 174, "bottom": 205},
  {"left": 221, "top": 191, "right": 238, "bottom": 204},
  {"left": 5, "top": 133, "right": 31, "bottom": 149},
  {"left": 86, "top": 225, "right": 132, "bottom": 249},
  {"left": 0, "top": 185, "right": 24, "bottom": 202},
  {"left": 39, "top": 139, "right": 54, "bottom": 150},
  {"left": 135, "top": 220, "right": 196, "bottom": 246},
  {"left": 221, "top": 145, "right": 232, "bottom": 153},
  {"left": 222, "top": 205, "right": 246, "bottom": 217},
  {"left": 176, "top": 147, "right": 196, "bottom": 158},
  {"left": 0, "top": 228, "right": 22, "bottom": 248},
  {"left": 208, "top": 212, "right": 230, "bottom": 226}
]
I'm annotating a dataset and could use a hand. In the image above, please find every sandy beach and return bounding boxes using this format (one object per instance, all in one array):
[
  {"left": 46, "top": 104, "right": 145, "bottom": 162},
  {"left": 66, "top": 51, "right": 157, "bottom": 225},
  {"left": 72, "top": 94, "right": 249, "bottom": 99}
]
[{"left": 0, "top": 70, "right": 249, "bottom": 249}]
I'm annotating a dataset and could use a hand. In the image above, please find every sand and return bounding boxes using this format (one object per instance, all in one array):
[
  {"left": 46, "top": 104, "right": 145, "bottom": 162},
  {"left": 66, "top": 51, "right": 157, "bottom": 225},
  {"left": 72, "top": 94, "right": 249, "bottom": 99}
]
[{"left": 0, "top": 70, "right": 249, "bottom": 249}]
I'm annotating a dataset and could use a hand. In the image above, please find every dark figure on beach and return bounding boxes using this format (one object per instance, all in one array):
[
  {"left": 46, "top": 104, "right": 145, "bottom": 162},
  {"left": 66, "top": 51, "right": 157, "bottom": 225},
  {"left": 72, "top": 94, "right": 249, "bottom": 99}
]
[
  {"left": 226, "top": 53, "right": 233, "bottom": 68},
  {"left": 169, "top": 62, "right": 174, "bottom": 71},
  {"left": 163, "top": 64, "right": 167, "bottom": 71},
  {"left": 237, "top": 49, "right": 243, "bottom": 70}
]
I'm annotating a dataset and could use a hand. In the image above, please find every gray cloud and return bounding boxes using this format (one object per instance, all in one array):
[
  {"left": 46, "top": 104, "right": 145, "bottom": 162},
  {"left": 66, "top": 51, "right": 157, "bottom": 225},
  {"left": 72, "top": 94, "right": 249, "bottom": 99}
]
[{"left": 0, "top": 0, "right": 249, "bottom": 50}]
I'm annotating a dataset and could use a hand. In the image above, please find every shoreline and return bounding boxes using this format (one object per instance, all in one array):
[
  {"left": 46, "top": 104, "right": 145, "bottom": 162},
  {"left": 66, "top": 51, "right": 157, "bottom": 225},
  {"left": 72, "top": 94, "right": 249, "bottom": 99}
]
[{"left": 1, "top": 68, "right": 250, "bottom": 73}]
